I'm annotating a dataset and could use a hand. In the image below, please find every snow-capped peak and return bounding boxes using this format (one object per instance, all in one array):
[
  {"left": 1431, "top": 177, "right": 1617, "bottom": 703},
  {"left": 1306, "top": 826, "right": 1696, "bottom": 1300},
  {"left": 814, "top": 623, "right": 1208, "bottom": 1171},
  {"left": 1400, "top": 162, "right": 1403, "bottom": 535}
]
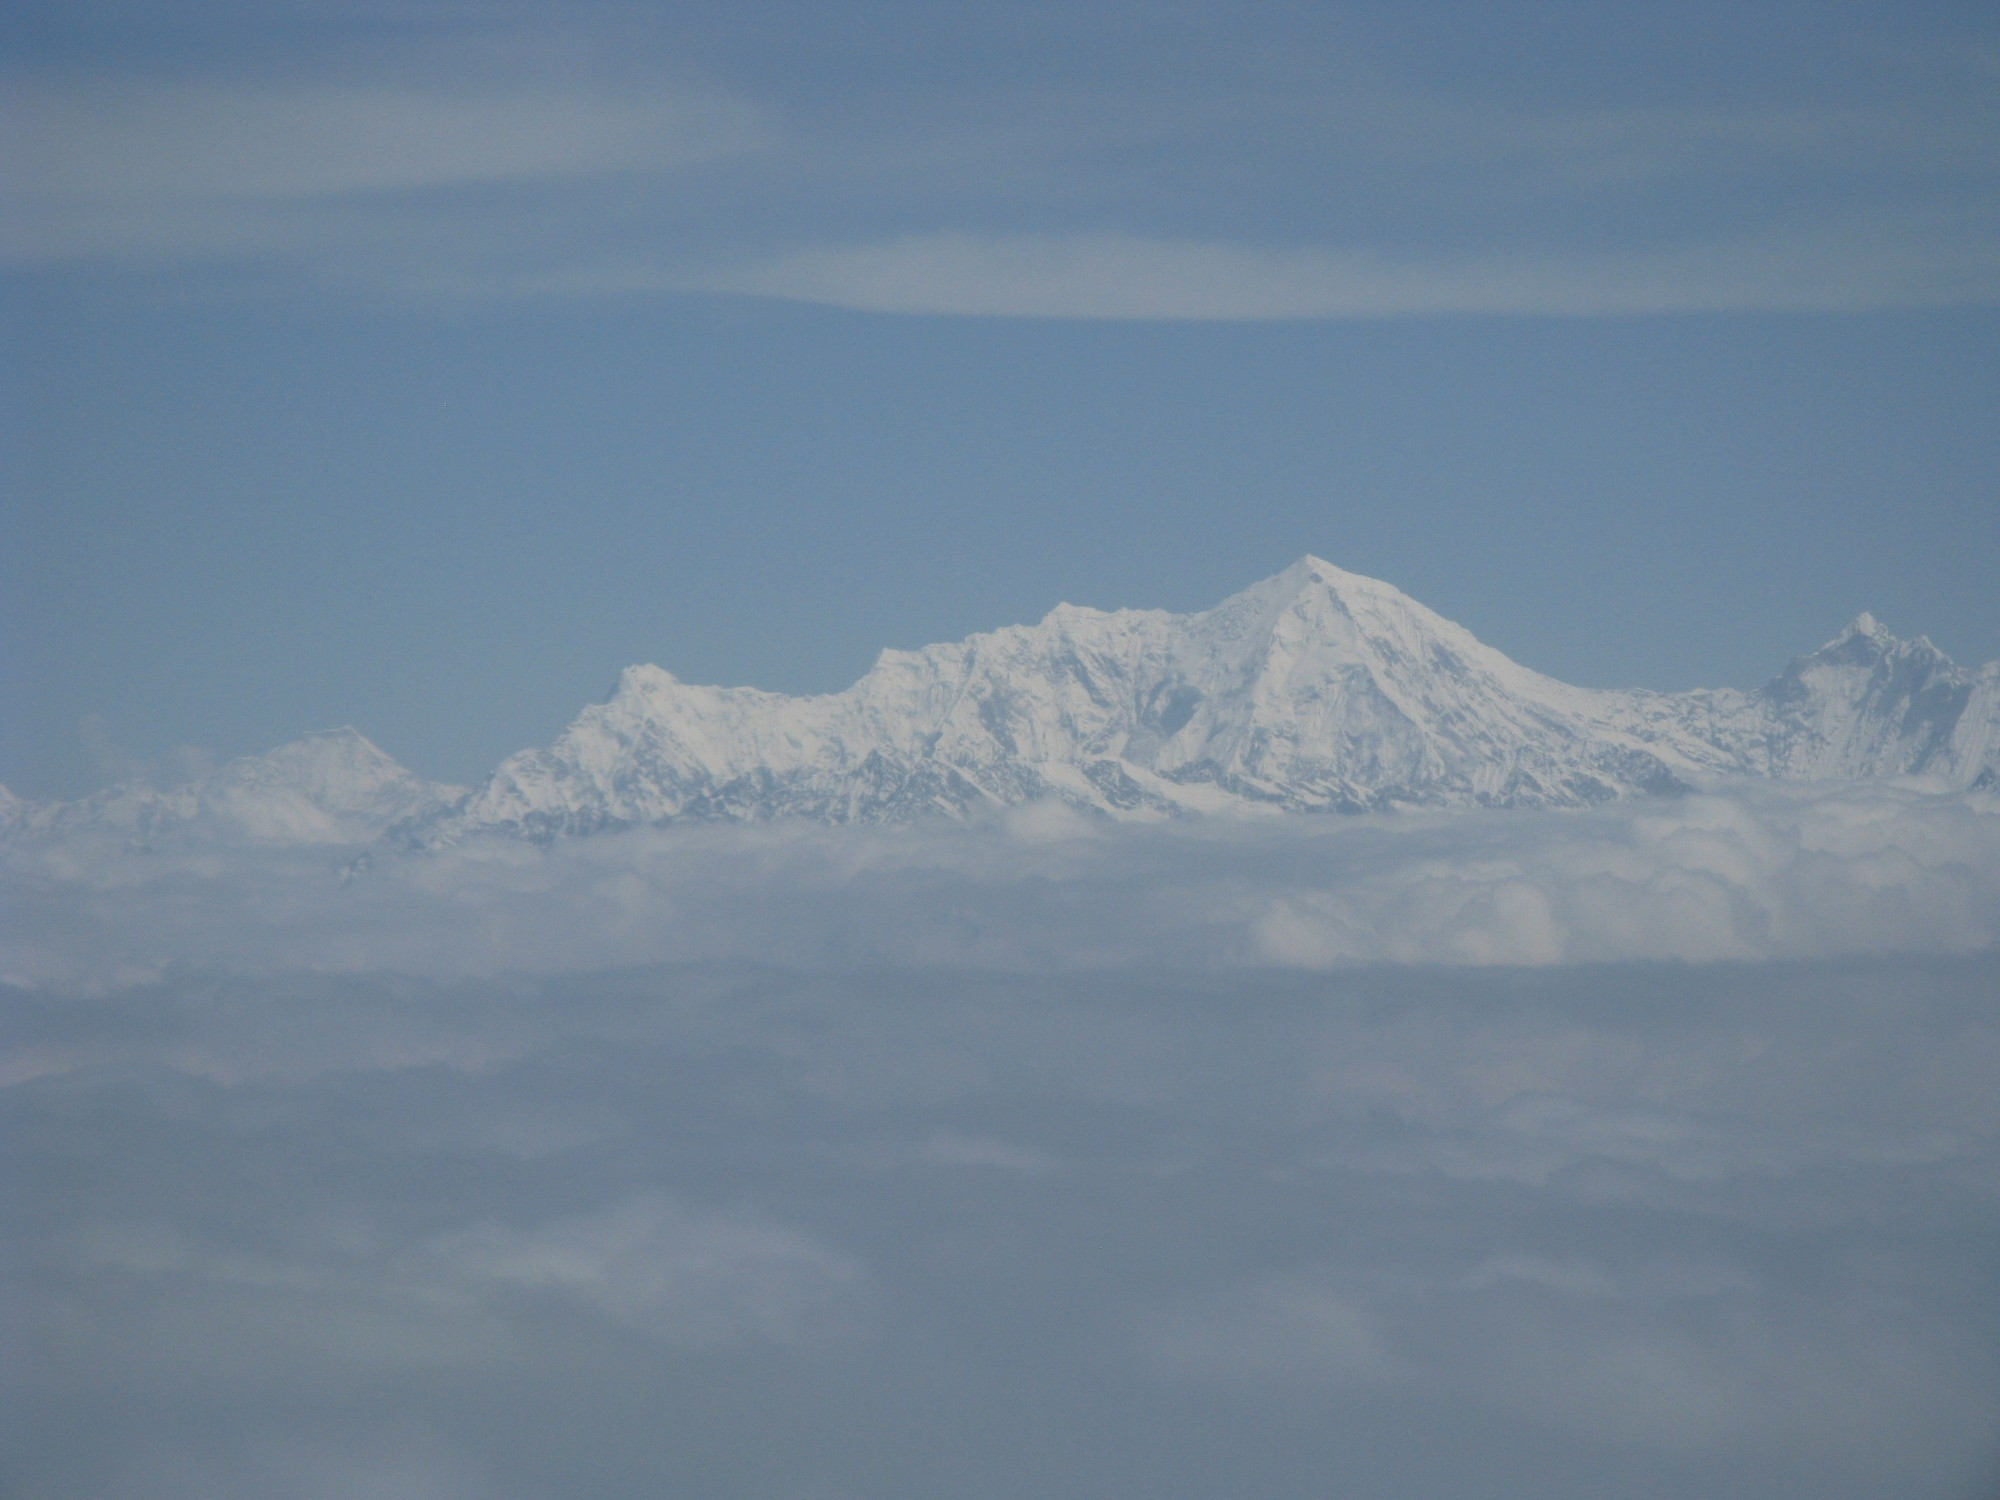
[
  {"left": 14, "top": 559, "right": 1998, "bottom": 851},
  {"left": 1845, "top": 611, "right": 1889, "bottom": 642},
  {"left": 409, "top": 558, "right": 1999, "bottom": 843},
  {"left": 7, "top": 729, "right": 466, "bottom": 850},
  {"left": 613, "top": 663, "right": 684, "bottom": 697}
]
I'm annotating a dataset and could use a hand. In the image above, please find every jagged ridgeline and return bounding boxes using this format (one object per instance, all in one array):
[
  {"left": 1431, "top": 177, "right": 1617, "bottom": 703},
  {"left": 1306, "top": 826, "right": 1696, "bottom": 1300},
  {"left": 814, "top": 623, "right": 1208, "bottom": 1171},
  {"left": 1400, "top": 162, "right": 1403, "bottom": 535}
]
[{"left": 8, "top": 558, "right": 1997, "bottom": 849}]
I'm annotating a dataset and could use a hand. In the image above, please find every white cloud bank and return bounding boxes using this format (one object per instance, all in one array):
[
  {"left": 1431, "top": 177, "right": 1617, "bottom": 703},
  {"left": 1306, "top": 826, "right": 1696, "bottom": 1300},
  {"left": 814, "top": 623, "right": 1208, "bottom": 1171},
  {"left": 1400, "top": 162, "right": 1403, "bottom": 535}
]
[
  {"left": 4, "top": 780, "right": 1994, "bottom": 990},
  {"left": 5, "top": 783, "right": 1998, "bottom": 1497}
]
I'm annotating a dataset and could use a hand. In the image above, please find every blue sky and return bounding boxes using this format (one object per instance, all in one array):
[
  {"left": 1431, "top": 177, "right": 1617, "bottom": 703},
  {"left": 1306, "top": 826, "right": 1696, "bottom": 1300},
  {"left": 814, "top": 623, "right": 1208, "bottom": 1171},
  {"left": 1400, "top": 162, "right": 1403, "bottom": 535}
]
[{"left": 4, "top": 0, "right": 1999, "bottom": 796}]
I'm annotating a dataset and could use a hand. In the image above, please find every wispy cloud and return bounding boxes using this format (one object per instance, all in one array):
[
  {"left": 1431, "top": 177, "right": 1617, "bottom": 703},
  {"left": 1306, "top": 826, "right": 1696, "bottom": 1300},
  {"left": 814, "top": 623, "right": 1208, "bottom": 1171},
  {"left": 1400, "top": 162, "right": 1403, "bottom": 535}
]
[
  {"left": 0, "top": 70, "right": 772, "bottom": 263},
  {"left": 424, "top": 1194, "right": 871, "bottom": 1351},
  {"left": 1133, "top": 1253, "right": 1993, "bottom": 1460},
  {"left": 5, "top": 9, "right": 1998, "bottom": 318},
  {"left": 687, "top": 222, "right": 2000, "bottom": 319}
]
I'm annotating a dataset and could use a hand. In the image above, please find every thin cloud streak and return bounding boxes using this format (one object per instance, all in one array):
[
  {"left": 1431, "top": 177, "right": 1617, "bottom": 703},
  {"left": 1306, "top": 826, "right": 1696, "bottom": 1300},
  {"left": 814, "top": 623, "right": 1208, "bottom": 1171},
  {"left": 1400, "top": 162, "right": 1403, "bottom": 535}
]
[
  {"left": 692, "top": 225, "right": 2000, "bottom": 320},
  {"left": 5, "top": 16, "right": 1998, "bottom": 319},
  {"left": 0, "top": 71, "right": 772, "bottom": 263}
]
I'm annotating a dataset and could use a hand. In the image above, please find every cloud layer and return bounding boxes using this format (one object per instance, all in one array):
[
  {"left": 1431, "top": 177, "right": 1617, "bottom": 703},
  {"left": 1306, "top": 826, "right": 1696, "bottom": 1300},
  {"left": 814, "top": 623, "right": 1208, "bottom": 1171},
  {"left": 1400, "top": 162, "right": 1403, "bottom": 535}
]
[
  {"left": 5, "top": 777, "right": 1999, "bottom": 1495},
  {"left": 6, "top": 949, "right": 1997, "bottom": 1497},
  {"left": 7, "top": 769, "right": 2000, "bottom": 1498},
  {"left": 5, "top": 781, "right": 1995, "bottom": 990}
]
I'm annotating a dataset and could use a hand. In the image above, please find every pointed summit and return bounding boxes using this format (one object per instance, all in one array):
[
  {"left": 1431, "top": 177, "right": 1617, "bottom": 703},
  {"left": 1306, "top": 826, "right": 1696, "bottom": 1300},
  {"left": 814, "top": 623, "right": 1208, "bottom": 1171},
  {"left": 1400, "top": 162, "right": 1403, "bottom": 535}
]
[
  {"left": 1287, "top": 553, "right": 1340, "bottom": 582},
  {"left": 21, "top": 559, "right": 1999, "bottom": 854},
  {"left": 1823, "top": 612, "right": 1897, "bottom": 653},
  {"left": 613, "top": 664, "right": 683, "bottom": 699},
  {"left": 1268, "top": 554, "right": 1400, "bottom": 598},
  {"left": 1801, "top": 612, "right": 1951, "bottom": 671},
  {"left": 1847, "top": 612, "right": 1888, "bottom": 640},
  {"left": 1207, "top": 556, "right": 1431, "bottom": 634}
]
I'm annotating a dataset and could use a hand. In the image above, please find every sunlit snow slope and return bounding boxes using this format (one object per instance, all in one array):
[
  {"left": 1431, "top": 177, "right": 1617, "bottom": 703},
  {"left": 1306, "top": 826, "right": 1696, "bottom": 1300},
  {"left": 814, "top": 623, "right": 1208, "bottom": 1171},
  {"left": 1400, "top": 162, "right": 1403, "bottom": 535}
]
[
  {"left": 5, "top": 558, "right": 1994, "bottom": 849},
  {"left": 422, "top": 557, "right": 1999, "bottom": 841}
]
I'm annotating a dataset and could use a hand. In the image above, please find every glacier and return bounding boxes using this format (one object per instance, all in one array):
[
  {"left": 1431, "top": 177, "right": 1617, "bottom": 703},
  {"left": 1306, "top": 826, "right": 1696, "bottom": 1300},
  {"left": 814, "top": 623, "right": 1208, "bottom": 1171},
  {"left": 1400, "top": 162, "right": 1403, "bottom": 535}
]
[{"left": 6, "top": 556, "right": 1996, "bottom": 851}]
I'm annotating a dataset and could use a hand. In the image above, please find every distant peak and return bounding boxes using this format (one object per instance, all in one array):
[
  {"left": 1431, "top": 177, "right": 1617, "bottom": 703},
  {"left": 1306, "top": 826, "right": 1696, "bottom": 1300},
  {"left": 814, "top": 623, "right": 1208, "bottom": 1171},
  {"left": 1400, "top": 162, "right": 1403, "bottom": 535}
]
[
  {"left": 614, "top": 664, "right": 681, "bottom": 697},
  {"left": 1805, "top": 613, "right": 1955, "bottom": 670},
  {"left": 255, "top": 728, "right": 403, "bottom": 772},
  {"left": 1255, "top": 555, "right": 1419, "bottom": 610},
  {"left": 1283, "top": 554, "right": 1345, "bottom": 584},
  {"left": 1845, "top": 612, "right": 1889, "bottom": 642},
  {"left": 1253, "top": 554, "right": 1356, "bottom": 592},
  {"left": 1801, "top": 613, "right": 1896, "bottom": 659}
]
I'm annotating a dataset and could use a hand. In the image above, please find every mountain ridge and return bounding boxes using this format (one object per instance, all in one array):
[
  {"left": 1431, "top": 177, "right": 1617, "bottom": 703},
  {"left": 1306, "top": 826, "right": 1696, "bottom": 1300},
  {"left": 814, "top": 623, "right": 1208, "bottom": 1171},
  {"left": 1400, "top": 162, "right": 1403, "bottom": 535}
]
[
  {"left": 0, "top": 726, "right": 467, "bottom": 850},
  {"left": 424, "top": 556, "right": 1997, "bottom": 843},
  {"left": 7, "top": 558, "right": 1996, "bottom": 850}
]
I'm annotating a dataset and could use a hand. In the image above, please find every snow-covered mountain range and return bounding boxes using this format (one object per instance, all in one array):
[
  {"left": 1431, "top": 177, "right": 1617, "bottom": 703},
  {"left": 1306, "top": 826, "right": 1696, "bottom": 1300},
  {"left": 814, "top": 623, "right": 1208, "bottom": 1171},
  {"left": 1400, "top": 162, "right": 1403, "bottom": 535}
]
[
  {"left": 7, "top": 558, "right": 1996, "bottom": 851},
  {"left": 0, "top": 728, "right": 465, "bottom": 851}
]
